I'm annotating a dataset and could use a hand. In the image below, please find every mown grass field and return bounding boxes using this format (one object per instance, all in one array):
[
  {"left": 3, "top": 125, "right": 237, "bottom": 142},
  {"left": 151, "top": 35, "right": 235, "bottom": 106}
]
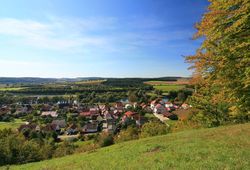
[
  {"left": 153, "top": 84, "right": 185, "bottom": 92},
  {"left": 5, "top": 123, "right": 250, "bottom": 170},
  {"left": 0, "top": 119, "right": 25, "bottom": 130},
  {"left": 0, "top": 87, "right": 25, "bottom": 91}
]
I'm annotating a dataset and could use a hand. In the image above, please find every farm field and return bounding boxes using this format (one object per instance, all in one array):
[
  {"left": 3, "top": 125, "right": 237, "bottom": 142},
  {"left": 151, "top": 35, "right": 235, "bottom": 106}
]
[
  {"left": 75, "top": 80, "right": 106, "bottom": 85},
  {"left": 144, "top": 80, "right": 189, "bottom": 85},
  {"left": 0, "top": 119, "right": 26, "bottom": 130},
  {"left": 6, "top": 123, "right": 250, "bottom": 170},
  {"left": 0, "top": 87, "right": 26, "bottom": 91},
  {"left": 153, "top": 84, "right": 186, "bottom": 92}
]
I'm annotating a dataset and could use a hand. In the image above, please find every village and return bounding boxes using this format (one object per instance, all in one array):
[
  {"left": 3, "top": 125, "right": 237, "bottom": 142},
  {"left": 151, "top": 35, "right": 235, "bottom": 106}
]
[{"left": 0, "top": 98, "right": 191, "bottom": 140}]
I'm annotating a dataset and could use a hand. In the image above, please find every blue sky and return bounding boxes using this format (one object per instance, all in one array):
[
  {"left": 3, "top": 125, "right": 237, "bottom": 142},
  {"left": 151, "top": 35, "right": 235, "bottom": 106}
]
[{"left": 0, "top": 0, "right": 209, "bottom": 78}]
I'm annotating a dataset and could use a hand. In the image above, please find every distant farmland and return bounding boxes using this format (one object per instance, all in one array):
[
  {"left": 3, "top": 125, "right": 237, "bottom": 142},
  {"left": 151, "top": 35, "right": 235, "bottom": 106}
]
[
  {"left": 144, "top": 79, "right": 190, "bottom": 86},
  {"left": 144, "top": 80, "right": 189, "bottom": 92},
  {"left": 0, "top": 87, "right": 26, "bottom": 91}
]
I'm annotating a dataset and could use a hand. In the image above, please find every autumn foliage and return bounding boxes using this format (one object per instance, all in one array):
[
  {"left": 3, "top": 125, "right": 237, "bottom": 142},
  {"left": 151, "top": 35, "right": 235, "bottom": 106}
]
[{"left": 186, "top": 0, "right": 250, "bottom": 126}]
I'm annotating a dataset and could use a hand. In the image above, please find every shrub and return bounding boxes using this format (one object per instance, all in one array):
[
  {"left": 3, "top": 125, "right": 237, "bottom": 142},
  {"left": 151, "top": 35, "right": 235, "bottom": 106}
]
[
  {"left": 140, "top": 121, "right": 169, "bottom": 138},
  {"left": 53, "top": 141, "right": 76, "bottom": 158},
  {"left": 95, "top": 132, "right": 114, "bottom": 147},
  {"left": 114, "top": 127, "right": 139, "bottom": 143}
]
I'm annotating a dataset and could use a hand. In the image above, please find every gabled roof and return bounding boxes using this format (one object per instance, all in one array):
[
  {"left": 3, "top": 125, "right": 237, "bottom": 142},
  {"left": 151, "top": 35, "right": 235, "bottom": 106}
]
[
  {"left": 124, "top": 111, "right": 136, "bottom": 117},
  {"left": 80, "top": 111, "right": 91, "bottom": 117},
  {"left": 52, "top": 119, "right": 66, "bottom": 128},
  {"left": 155, "top": 104, "right": 163, "bottom": 109}
]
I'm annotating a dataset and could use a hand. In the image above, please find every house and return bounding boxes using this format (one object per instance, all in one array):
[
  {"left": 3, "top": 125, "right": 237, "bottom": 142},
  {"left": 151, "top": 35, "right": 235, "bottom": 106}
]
[
  {"left": 41, "top": 111, "right": 58, "bottom": 118},
  {"left": 79, "top": 111, "right": 91, "bottom": 118},
  {"left": 66, "top": 124, "right": 78, "bottom": 135},
  {"left": 181, "top": 103, "right": 189, "bottom": 109},
  {"left": 99, "top": 104, "right": 110, "bottom": 114},
  {"left": 124, "top": 111, "right": 137, "bottom": 117},
  {"left": 82, "top": 122, "right": 98, "bottom": 133},
  {"left": 140, "top": 103, "right": 151, "bottom": 112},
  {"left": 125, "top": 104, "right": 132, "bottom": 109},
  {"left": 51, "top": 119, "right": 66, "bottom": 129},
  {"left": 103, "top": 119, "right": 116, "bottom": 133},
  {"left": 50, "top": 124, "right": 61, "bottom": 132},
  {"left": 90, "top": 107, "right": 99, "bottom": 115},
  {"left": 0, "top": 106, "right": 11, "bottom": 121},
  {"left": 42, "top": 124, "right": 59, "bottom": 132},
  {"left": 0, "top": 106, "right": 11, "bottom": 115},
  {"left": 41, "top": 104, "right": 53, "bottom": 111},
  {"left": 135, "top": 116, "right": 147, "bottom": 127},
  {"left": 133, "top": 102, "right": 138, "bottom": 108},
  {"left": 14, "top": 105, "right": 32, "bottom": 117},
  {"left": 121, "top": 111, "right": 139, "bottom": 124},
  {"left": 165, "top": 102, "right": 174, "bottom": 108},
  {"left": 113, "top": 109, "right": 123, "bottom": 115},
  {"left": 163, "top": 112, "right": 178, "bottom": 120},
  {"left": 18, "top": 124, "right": 39, "bottom": 132},
  {"left": 150, "top": 100, "right": 158, "bottom": 110},
  {"left": 104, "top": 112, "right": 113, "bottom": 120},
  {"left": 115, "top": 102, "right": 123, "bottom": 110},
  {"left": 153, "top": 104, "right": 166, "bottom": 114}
]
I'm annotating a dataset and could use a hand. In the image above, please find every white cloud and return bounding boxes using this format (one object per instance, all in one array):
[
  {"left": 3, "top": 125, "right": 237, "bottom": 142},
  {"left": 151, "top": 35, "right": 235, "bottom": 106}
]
[
  {"left": 0, "top": 17, "right": 113, "bottom": 52},
  {"left": 0, "top": 16, "right": 192, "bottom": 54}
]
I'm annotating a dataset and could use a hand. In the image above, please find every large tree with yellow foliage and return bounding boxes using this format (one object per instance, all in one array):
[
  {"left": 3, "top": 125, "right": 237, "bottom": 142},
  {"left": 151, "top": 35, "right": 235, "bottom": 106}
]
[{"left": 186, "top": 0, "right": 249, "bottom": 126}]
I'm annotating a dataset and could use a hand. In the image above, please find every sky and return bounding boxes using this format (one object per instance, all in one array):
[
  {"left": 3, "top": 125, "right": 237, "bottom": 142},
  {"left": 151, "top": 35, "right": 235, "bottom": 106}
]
[{"left": 0, "top": 0, "right": 209, "bottom": 78}]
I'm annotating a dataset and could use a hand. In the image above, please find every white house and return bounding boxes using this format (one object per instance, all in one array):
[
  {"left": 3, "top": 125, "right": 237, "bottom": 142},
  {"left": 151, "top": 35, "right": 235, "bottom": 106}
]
[{"left": 165, "top": 102, "right": 174, "bottom": 108}]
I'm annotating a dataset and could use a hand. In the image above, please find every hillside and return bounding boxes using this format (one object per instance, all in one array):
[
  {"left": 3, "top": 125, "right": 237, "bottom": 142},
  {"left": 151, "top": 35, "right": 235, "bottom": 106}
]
[{"left": 5, "top": 123, "right": 250, "bottom": 170}]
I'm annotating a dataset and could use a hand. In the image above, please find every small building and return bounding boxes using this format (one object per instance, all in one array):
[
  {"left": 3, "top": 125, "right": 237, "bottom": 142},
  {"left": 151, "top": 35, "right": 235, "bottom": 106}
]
[
  {"left": 165, "top": 102, "right": 174, "bottom": 108},
  {"left": 82, "top": 122, "right": 98, "bottom": 133},
  {"left": 51, "top": 119, "right": 66, "bottom": 129},
  {"left": 153, "top": 104, "right": 166, "bottom": 114},
  {"left": 41, "top": 111, "right": 58, "bottom": 118},
  {"left": 150, "top": 100, "right": 159, "bottom": 110},
  {"left": 103, "top": 119, "right": 116, "bottom": 133}
]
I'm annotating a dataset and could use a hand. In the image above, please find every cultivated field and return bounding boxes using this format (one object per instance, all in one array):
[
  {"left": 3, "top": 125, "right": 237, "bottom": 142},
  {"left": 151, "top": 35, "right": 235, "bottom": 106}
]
[{"left": 6, "top": 123, "right": 250, "bottom": 170}]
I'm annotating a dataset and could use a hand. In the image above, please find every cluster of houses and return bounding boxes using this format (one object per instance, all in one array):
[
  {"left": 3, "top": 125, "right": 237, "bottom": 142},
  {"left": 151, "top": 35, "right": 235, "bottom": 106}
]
[{"left": 0, "top": 99, "right": 191, "bottom": 137}]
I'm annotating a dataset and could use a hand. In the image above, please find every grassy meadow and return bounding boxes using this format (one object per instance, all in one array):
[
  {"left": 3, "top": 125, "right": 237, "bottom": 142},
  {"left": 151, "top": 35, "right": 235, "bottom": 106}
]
[
  {"left": 5, "top": 123, "right": 250, "bottom": 170},
  {"left": 153, "top": 84, "right": 185, "bottom": 92},
  {"left": 0, "top": 119, "right": 25, "bottom": 130},
  {"left": 0, "top": 87, "right": 25, "bottom": 91}
]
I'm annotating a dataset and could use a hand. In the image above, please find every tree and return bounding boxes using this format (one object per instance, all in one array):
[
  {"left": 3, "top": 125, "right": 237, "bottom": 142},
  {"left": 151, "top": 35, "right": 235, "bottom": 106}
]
[
  {"left": 186, "top": 0, "right": 250, "bottom": 124},
  {"left": 128, "top": 91, "right": 138, "bottom": 103}
]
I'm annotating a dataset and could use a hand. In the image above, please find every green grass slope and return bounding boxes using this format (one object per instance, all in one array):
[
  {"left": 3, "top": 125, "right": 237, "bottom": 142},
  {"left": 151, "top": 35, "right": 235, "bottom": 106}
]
[{"left": 5, "top": 123, "right": 250, "bottom": 170}]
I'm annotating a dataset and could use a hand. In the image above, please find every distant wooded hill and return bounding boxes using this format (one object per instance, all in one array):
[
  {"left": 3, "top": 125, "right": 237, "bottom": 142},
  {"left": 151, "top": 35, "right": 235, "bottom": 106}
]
[{"left": 0, "top": 77, "right": 190, "bottom": 85}]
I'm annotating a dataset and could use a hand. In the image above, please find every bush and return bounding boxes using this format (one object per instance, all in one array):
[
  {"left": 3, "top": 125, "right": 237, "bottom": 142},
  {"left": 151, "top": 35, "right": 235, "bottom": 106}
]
[
  {"left": 0, "top": 131, "right": 46, "bottom": 166},
  {"left": 140, "top": 121, "right": 169, "bottom": 138},
  {"left": 95, "top": 132, "right": 114, "bottom": 147},
  {"left": 114, "top": 127, "right": 139, "bottom": 143},
  {"left": 53, "top": 141, "right": 76, "bottom": 158}
]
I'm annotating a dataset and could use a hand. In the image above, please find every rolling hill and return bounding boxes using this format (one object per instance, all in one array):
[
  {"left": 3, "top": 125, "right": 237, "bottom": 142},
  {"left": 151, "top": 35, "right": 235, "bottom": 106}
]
[{"left": 4, "top": 123, "right": 250, "bottom": 170}]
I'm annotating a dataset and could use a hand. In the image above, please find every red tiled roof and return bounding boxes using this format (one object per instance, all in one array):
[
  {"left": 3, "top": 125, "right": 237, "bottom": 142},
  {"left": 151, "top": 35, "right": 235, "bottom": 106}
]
[
  {"left": 155, "top": 104, "right": 163, "bottom": 109},
  {"left": 125, "top": 111, "right": 136, "bottom": 117},
  {"left": 80, "top": 111, "right": 91, "bottom": 117},
  {"left": 151, "top": 100, "right": 157, "bottom": 104}
]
